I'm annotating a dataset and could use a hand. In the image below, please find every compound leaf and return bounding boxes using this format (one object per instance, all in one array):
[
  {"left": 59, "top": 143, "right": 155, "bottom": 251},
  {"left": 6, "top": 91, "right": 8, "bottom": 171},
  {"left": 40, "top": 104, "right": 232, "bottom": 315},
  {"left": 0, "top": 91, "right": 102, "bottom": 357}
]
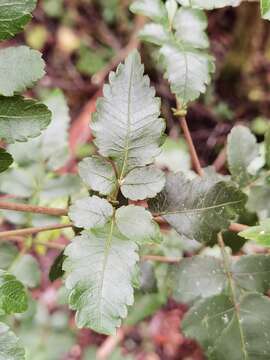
[
  {"left": 0, "top": 46, "right": 45, "bottom": 97},
  {"left": 0, "top": 270, "right": 27, "bottom": 315},
  {"left": 0, "top": 96, "right": 51, "bottom": 143},
  {"left": 177, "top": 0, "right": 240, "bottom": 9},
  {"left": 227, "top": 126, "right": 260, "bottom": 187},
  {"left": 121, "top": 166, "right": 165, "bottom": 200},
  {"left": 115, "top": 205, "right": 161, "bottom": 244},
  {"left": 149, "top": 172, "right": 246, "bottom": 243},
  {"left": 63, "top": 225, "right": 139, "bottom": 335},
  {"left": 91, "top": 51, "right": 165, "bottom": 179},
  {"left": 69, "top": 196, "right": 113, "bottom": 229},
  {"left": 0, "top": 322, "right": 25, "bottom": 360},
  {"left": 78, "top": 156, "right": 116, "bottom": 195},
  {"left": 0, "top": 148, "right": 13, "bottom": 173},
  {"left": 0, "top": 0, "right": 37, "bottom": 40}
]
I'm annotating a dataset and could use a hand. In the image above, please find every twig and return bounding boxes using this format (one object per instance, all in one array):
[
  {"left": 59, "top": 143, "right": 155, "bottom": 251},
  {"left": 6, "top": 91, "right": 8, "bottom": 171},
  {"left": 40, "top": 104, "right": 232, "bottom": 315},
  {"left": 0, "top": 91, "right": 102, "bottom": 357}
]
[
  {"left": 1, "top": 236, "right": 66, "bottom": 250},
  {"left": 0, "top": 224, "right": 73, "bottom": 239},
  {"left": 228, "top": 223, "right": 249, "bottom": 232},
  {"left": 0, "top": 201, "right": 68, "bottom": 216},
  {"left": 179, "top": 116, "right": 204, "bottom": 176},
  {"left": 213, "top": 145, "right": 227, "bottom": 172},
  {"left": 142, "top": 254, "right": 181, "bottom": 263},
  {"left": 92, "top": 16, "right": 146, "bottom": 85},
  {"left": 96, "top": 328, "right": 127, "bottom": 360}
]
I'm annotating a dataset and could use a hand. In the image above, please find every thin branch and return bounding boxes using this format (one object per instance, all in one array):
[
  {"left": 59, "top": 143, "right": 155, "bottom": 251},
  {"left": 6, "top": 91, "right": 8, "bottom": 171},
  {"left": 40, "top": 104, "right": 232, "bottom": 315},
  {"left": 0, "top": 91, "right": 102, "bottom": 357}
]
[
  {"left": 142, "top": 254, "right": 181, "bottom": 263},
  {"left": 0, "top": 224, "right": 73, "bottom": 239},
  {"left": 213, "top": 145, "right": 227, "bottom": 172},
  {"left": 179, "top": 116, "right": 204, "bottom": 176},
  {"left": 0, "top": 201, "right": 68, "bottom": 216},
  {"left": 228, "top": 223, "right": 249, "bottom": 232},
  {"left": 97, "top": 328, "right": 126, "bottom": 360}
]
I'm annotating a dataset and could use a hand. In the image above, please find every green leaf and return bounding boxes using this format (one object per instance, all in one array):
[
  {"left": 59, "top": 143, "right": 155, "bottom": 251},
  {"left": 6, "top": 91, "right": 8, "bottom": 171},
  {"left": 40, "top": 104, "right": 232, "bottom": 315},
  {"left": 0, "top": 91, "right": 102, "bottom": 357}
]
[
  {"left": 64, "top": 226, "right": 139, "bottom": 335},
  {"left": 247, "top": 183, "right": 270, "bottom": 218},
  {"left": 149, "top": 172, "right": 247, "bottom": 243},
  {"left": 183, "top": 293, "right": 270, "bottom": 360},
  {"left": 0, "top": 148, "right": 13, "bottom": 173},
  {"left": 139, "top": 23, "right": 170, "bottom": 46},
  {"left": 91, "top": 50, "right": 165, "bottom": 178},
  {"left": 239, "top": 219, "right": 270, "bottom": 246},
  {"left": 177, "top": 0, "right": 240, "bottom": 9},
  {"left": 160, "top": 44, "right": 215, "bottom": 105},
  {"left": 0, "top": 243, "right": 18, "bottom": 270},
  {"left": 40, "top": 174, "right": 80, "bottom": 201},
  {"left": 78, "top": 156, "right": 116, "bottom": 195},
  {"left": 227, "top": 126, "right": 260, "bottom": 187},
  {"left": 261, "top": 0, "right": 270, "bottom": 20},
  {"left": 0, "top": 96, "right": 51, "bottom": 143},
  {"left": 42, "top": 90, "right": 71, "bottom": 170},
  {"left": 121, "top": 166, "right": 165, "bottom": 200},
  {"left": 173, "top": 8, "right": 209, "bottom": 49},
  {"left": 265, "top": 126, "right": 270, "bottom": 167},
  {"left": 0, "top": 0, "right": 37, "bottom": 40},
  {"left": 49, "top": 251, "right": 66, "bottom": 282},
  {"left": 69, "top": 196, "right": 113, "bottom": 229},
  {"left": 130, "top": 0, "right": 167, "bottom": 22},
  {"left": 11, "top": 254, "right": 41, "bottom": 288},
  {"left": 115, "top": 205, "right": 161, "bottom": 244},
  {"left": 0, "top": 270, "right": 28, "bottom": 314},
  {"left": 173, "top": 256, "right": 226, "bottom": 304},
  {"left": 0, "top": 322, "right": 25, "bottom": 360},
  {"left": 0, "top": 46, "right": 45, "bottom": 97}
]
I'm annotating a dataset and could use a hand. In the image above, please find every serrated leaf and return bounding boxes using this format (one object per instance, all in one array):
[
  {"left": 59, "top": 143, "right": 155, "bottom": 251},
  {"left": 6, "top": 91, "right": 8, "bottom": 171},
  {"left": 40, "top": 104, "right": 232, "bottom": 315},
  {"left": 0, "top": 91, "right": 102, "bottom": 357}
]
[
  {"left": 115, "top": 205, "right": 161, "bottom": 244},
  {"left": 261, "top": 0, "right": 270, "bottom": 20},
  {"left": 11, "top": 254, "right": 41, "bottom": 288},
  {"left": 64, "top": 226, "right": 139, "bottom": 335},
  {"left": 69, "top": 196, "right": 113, "bottom": 229},
  {"left": 0, "top": 322, "right": 25, "bottom": 360},
  {"left": 160, "top": 44, "right": 215, "bottom": 105},
  {"left": 78, "top": 156, "right": 116, "bottom": 195},
  {"left": 0, "top": 148, "right": 13, "bottom": 173},
  {"left": 149, "top": 172, "right": 246, "bottom": 243},
  {"left": 173, "top": 256, "right": 227, "bottom": 304},
  {"left": 0, "top": 0, "right": 37, "bottom": 40},
  {"left": 173, "top": 8, "right": 209, "bottom": 49},
  {"left": 183, "top": 293, "right": 270, "bottom": 360},
  {"left": 42, "top": 90, "right": 71, "bottom": 170},
  {"left": 121, "top": 166, "right": 165, "bottom": 200},
  {"left": 0, "top": 46, "right": 45, "bottom": 97},
  {"left": 139, "top": 23, "right": 171, "bottom": 46},
  {"left": 239, "top": 220, "right": 270, "bottom": 246},
  {"left": 177, "top": 0, "right": 240, "bottom": 9},
  {"left": 227, "top": 126, "right": 260, "bottom": 187},
  {"left": 0, "top": 96, "right": 51, "bottom": 143},
  {"left": 0, "top": 270, "right": 27, "bottom": 314},
  {"left": 130, "top": 0, "right": 167, "bottom": 22},
  {"left": 91, "top": 51, "right": 165, "bottom": 179}
]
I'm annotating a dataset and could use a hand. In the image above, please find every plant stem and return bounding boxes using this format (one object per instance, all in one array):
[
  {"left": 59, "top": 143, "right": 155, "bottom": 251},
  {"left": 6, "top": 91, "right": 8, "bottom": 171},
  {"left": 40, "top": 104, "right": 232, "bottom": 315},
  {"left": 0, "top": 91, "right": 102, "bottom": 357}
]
[
  {"left": 179, "top": 116, "right": 204, "bottom": 176},
  {"left": 0, "top": 201, "right": 68, "bottom": 216},
  {"left": 0, "top": 224, "right": 73, "bottom": 239},
  {"left": 142, "top": 254, "right": 181, "bottom": 263},
  {"left": 228, "top": 223, "right": 249, "bottom": 232}
]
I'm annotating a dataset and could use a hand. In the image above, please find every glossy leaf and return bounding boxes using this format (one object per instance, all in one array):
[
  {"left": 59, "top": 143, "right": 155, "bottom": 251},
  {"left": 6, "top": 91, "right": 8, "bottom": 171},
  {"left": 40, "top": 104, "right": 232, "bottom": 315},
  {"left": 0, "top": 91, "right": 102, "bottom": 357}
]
[
  {"left": 0, "top": 0, "right": 37, "bottom": 40},
  {"left": 49, "top": 251, "right": 66, "bottom": 282},
  {"left": 0, "top": 46, "right": 45, "bottom": 96},
  {"left": 0, "top": 270, "right": 27, "bottom": 314},
  {"left": 69, "top": 196, "right": 113, "bottom": 229},
  {"left": 0, "top": 322, "right": 25, "bottom": 360},
  {"left": 0, "top": 96, "right": 51, "bottom": 143},
  {"left": 78, "top": 156, "right": 116, "bottom": 195},
  {"left": 227, "top": 126, "right": 260, "bottom": 187},
  {"left": 183, "top": 293, "right": 270, "bottom": 360},
  {"left": 121, "top": 166, "right": 165, "bottom": 200},
  {"left": 64, "top": 226, "right": 139, "bottom": 335},
  {"left": 0, "top": 148, "right": 13, "bottom": 173},
  {"left": 91, "top": 51, "right": 165, "bottom": 178},
  {"left": 115, "top": 205, "right": 161, "bottom": 244},
  {"left": 149, "top": 172, "right": 247, "bottom": 243},
  {"left": 177, "top": 0, "right": 241, "bottom": 9}
]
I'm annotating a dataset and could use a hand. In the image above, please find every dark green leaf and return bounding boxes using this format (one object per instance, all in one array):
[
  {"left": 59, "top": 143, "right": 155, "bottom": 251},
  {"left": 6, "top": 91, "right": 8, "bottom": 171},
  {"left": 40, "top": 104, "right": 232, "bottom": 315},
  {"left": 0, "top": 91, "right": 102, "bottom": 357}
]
[
  {"left": 49, "top": 251, "right": 66, "bottom": 282},
  {"left": 0, "top": 148, "right": 13, "bottom": 173}
]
